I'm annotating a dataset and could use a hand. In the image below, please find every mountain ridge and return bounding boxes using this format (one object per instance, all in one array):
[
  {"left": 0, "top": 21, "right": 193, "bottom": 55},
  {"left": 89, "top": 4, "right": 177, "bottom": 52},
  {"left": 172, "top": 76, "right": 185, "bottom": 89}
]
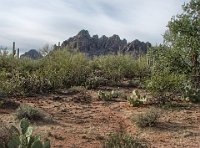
[
  {"left": 58, "top": 30, "right": 151, "bottom": 57},
  {"left": 20, "top": 49, "right": 43, "bottom": 60}
]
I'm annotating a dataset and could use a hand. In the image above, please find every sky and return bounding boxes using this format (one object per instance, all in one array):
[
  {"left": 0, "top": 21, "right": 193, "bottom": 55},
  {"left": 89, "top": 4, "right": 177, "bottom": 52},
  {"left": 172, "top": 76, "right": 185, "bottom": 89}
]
[{"left": 0, "top": 0, "right": 189, "bottom": 53}]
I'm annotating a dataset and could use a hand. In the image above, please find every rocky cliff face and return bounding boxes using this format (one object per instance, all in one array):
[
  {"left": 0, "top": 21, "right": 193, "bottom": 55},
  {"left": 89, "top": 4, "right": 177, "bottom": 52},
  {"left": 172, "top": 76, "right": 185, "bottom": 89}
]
[
  {"left": 20, "top": 49, "right": 43, "bottom": 60},
  {"left": 60, "top": 30, "right": 151, "bottom": 57}
]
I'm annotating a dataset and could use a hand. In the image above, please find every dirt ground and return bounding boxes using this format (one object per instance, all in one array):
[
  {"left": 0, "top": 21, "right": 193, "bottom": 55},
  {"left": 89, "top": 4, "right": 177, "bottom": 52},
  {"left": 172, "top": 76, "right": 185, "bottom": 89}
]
[{"left": 0, "top": 86, "right": 199, "bottom": 148}]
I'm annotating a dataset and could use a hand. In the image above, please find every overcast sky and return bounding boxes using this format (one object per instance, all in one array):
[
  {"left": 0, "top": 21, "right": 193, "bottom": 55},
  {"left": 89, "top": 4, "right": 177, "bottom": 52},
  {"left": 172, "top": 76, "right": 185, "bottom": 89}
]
[{"left": 0, "top": 0, "right": 189, "bottom": 53}]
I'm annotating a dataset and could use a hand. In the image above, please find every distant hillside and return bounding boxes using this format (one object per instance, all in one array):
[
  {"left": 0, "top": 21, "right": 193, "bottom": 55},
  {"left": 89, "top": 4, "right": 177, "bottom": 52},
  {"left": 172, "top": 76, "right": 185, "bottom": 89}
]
[
  {"left": 58, "top": 30, "right": 151, "bottom": 57},
  {"left": 20, "top": 49, "right": 43, "bottom": 60}
]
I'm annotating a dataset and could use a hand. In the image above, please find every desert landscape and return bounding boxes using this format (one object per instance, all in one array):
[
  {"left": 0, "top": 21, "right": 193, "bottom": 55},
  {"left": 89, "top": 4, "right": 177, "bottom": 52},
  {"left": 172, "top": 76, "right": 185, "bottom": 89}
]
[{"left": 0, "top": 0, "right": 200, "bottom": 147}]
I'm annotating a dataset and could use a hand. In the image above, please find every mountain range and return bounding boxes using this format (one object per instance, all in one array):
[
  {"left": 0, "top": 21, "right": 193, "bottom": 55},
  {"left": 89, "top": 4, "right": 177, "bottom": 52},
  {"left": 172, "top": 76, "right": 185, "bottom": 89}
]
[
  {"left": 21, "top": 30, "right": 152, "bottom": 59},
  {"left": 60, "top": 30, "right": 151, "bottom": 57}
]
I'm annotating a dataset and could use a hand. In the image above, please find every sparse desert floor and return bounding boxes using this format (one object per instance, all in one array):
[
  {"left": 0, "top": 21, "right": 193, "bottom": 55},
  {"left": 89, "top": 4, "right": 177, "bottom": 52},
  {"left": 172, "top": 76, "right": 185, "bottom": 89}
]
[{"left": 0, "top": 86, "right": 200, "bottom": 148}]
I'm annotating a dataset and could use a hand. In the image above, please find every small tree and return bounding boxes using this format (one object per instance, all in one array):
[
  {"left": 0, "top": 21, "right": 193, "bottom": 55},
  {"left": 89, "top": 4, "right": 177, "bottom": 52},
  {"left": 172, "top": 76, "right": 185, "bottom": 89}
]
[{"left": 164, "top": 0, "right": 200, "bottom": 88}]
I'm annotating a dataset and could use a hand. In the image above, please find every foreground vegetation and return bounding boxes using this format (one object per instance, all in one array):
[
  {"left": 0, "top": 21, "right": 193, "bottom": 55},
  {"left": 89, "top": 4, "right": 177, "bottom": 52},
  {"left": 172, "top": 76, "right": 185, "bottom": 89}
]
[{"left": 0, "top": 51, "right": 149, "bottom": 96}]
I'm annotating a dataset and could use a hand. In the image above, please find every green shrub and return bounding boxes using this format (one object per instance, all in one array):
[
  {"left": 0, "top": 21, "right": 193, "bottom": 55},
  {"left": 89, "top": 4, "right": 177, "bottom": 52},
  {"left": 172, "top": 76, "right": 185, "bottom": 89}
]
[
  {"left": 127, "top": 90, "right": 146, "bottom": 107},
  {"left": 146, "top": 71, "right": 186, "bottom": 103},
  {"left": 67, "top": 86, "right": 87, "bottom": 95},
  {"left": 91, "top": 54, "right": 149, "bottom": 81},
  {"left": 0, "top": 55, "right": 21, "bottom": 72},
  {"left": 184, "top": 84, "right": 200, "bottom": 103},
  {"left": 84, "top": 76, "right": 107, "bottom": 89},
  {"left": 0, "top": 51, "right": 151, "bottom": 96},
  {"left": 0, "top": 56, "right": 45, "bottom": 96},
  {"left": 0, "top": 100, "right": 20, "bottom": 109},
  {"left": 104, "top": 132, "right": 147, "bottom": 148},
  {"left": 16, "top": 105, "right": 47, "bottom": 122},
  {"left": 128, "top": 79, "right": 141, "bottom": 87},
  {"left": 0, "top": 118, "right": 50, "bottom": 148},
  {"left": 0, "top": 123, "right": 12, "bottom": 147},
  {"left": 0, "top": 70, "right": 23, "bottom": 96},
  {"left": 133, "top": 108, "right": 160, "bottom": 128},
  {"left": 41, "top": 50, "right": 91, "bottom": 89},
  {"left": 18, "top": 58, "right": 41, "bottom": 72}
]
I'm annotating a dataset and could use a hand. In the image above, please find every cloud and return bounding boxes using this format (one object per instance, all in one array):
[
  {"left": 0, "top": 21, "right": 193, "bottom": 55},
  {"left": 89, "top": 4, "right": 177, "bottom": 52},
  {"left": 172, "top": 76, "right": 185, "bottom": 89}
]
[{"left": 0, "top": 0, "right": 189, "bottom": 53}]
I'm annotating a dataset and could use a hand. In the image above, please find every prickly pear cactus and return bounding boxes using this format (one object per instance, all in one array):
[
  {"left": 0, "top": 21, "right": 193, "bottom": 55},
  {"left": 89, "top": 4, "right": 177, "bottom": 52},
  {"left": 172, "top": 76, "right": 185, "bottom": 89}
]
[
  {"left": 31, "top": 141, "right": 43, "bottom": 148},
  {"left": 6, "top": 118, "right": 51, "bottom": 148}
]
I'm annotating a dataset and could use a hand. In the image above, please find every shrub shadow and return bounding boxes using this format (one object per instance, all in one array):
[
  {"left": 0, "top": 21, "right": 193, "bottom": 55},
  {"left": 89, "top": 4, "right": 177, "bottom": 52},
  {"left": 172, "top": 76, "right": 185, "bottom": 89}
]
[{"left": 153, "top": 122, "right": 196, "bottom": 132}]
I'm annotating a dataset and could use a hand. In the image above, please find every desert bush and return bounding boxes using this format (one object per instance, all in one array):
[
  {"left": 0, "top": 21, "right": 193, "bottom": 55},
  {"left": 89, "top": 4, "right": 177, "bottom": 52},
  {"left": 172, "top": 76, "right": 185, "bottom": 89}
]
[
  {"left": 41, "top": 50, "right": 91, "bottom": 89},
  {"left": 133, "top": 108, "right": 160, "bottom": 128},
  {"left": 16, "top": 105, "right": 47, "bottom": 122},
  {"left": 0, "top": 55, "right": 21, "bottom": 72},
  {"left": 20, "top": 72, "right": 52, "bottom": 94},
  {"left": 91, "top": 54, "right": 149, "bottom": 81},
  {"left": 0, "top": 56, "right": 45, "bottom": 96},
  {"left": 0, "top": 118, "right": 50, "bottom": 148},
  {"left": 67, "top": 86, "right": 87, "bottom": 95},
  {"left": 0, "top": 50, "right": 151, "bottom": 96},
  {"left": 183, "top": 83, "right": 200, "bottom": 103},
  {"left": 146, "top": 70, "right": 186, "bottom": 103},
  {"left": 128, "top": 90, "right": 146, "bottom": 107},
  {"left": 104, "top": 132, "right": 147, "bottom": 148},
  {"left": 18, "top": 58, "right": 41, "bottom": 72},
  {"left": 0, "top": 70, "right": 23, "bottom": 96},
  {"left": 0, "top": 123, "right": 12, "bottom": 147},
  {"left": 84, "top": 76, "right": 107, "bottom": 89},
  {"left": 0, "top": 100, "right": 20, "bottom": 109},
  {"left": 128, "top": 79, "right": 141, "bottom": 87}
]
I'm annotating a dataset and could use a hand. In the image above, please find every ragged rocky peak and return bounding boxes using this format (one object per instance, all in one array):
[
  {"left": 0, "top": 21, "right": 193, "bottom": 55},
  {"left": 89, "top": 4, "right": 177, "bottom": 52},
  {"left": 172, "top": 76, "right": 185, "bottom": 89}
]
[{"left": 60, "top": 30, "right": 151, "bottom": 57}]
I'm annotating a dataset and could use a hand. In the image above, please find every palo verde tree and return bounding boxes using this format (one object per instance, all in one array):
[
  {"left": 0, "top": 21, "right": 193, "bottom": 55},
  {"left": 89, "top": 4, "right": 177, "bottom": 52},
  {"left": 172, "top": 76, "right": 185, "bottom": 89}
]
[{"left": 164, "top": 0, "right": 200, "bottom": 87}]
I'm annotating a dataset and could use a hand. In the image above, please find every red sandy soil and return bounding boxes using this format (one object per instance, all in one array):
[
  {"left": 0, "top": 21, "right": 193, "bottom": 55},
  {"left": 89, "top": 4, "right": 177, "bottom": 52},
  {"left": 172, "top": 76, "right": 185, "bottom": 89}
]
[{"left": 0, "top": 87, "right": 199, "bottom": 148}]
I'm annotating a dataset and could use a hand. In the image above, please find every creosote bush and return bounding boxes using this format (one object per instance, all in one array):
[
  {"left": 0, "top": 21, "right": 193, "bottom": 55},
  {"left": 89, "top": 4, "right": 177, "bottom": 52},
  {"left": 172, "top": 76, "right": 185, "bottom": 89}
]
[
  {"left": 0, "top": 50, "right": 150, "bottom": 96},
  {"left": 104, "top": 132, "right": 147, "bottom": 148},
  {"left": 67, "top": 86, "right": 87, "bottom": 95},
  {"left": 146, "top": 70, "right": 186, "bottom": 103},
  {"left": 183, "top": 83, "right": 200, "bottom": 103},
  {"left": 16, "top": 105, "right": 47, "bottom": 122},
  {"left": 91, "top": 54, "right": 149, "bottom": 81},
  {"left": 41, "top": 50, "right": 91, "bottom": 89},
  {"left": 133, "top": 108, "right": 160, "bottom": 128},
  {"left": 84, "top": 76, "right": 107, "bottom": 89},
  {"left": 0, "top": 123, "right": 12, "bottom": 147}
]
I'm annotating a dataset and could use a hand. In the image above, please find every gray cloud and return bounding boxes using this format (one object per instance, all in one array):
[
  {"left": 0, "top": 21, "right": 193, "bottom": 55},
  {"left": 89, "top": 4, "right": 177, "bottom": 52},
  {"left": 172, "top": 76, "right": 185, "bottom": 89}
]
[{"left": 0, "top": 0, "right": 189, "bottom": 53}]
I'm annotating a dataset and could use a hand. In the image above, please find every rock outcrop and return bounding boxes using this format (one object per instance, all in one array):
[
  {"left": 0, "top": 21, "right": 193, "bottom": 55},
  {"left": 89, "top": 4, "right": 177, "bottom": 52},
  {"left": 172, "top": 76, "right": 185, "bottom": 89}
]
[
  {"left": 60, "top": 30, "right": 151, "bottom": 57},
  {"left": 20, "top": 49, "right": 43, "bottom": 60}
]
